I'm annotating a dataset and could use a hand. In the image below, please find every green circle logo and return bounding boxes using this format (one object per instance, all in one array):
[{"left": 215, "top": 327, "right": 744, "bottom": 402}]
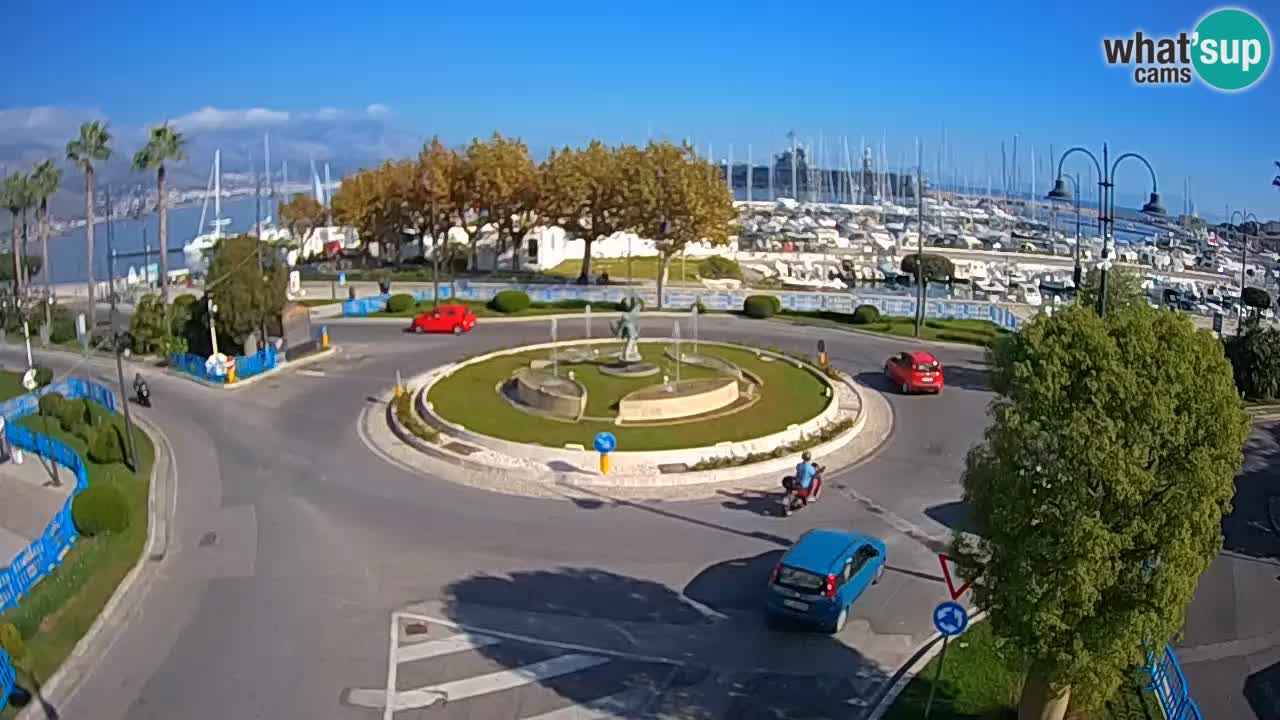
[{"left": 1192, "top": 8, "right": 1272, "bottom": 91}]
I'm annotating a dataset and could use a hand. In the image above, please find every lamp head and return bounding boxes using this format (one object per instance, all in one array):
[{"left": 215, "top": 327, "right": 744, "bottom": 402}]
[
  {"left": 1141, "top": 192, "right": 1167, "bottom": 217},
  {"left": 1046, "top": 178, "right": 1074, "bottom": 204}
]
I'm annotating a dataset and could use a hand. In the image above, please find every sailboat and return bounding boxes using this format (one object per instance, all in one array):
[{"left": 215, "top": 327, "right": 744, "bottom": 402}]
[{"left": 183, "top": 149, "right": 232, "bottom": 275}]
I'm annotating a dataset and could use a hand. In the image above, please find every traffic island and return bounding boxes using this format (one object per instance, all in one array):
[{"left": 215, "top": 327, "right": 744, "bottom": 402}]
[{"left": 367, "top": 338, "right": 893, "bottom": 497}]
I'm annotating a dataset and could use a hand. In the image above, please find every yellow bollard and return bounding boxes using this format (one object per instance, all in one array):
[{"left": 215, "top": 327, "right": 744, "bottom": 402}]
[
  {"left": 226, "top": 364, "right": 237, "bottom": 384},
  {"left": 599, "top": 453, "right": 610, "bottom": 475},
  {"left": 819, "top": 351, "right": 828, "bottom": 367},
  {"left": 321, "top": 325, "right": 330, "bottom": 348}
]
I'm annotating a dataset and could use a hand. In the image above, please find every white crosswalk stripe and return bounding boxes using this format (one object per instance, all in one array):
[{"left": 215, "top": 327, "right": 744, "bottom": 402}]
[
  {"left": 395, "top": 634, "right": 502, "bottom": 664},
  {"left": 393, "top": 654, "right": 611, "bottom": 711},
  {"left": 519, "top": 687, "right": 654, "bottom": 720}
]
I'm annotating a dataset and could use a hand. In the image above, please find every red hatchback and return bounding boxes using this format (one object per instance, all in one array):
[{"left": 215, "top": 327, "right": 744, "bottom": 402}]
[
  {"left": 884, "top": 350, "right": 944, "bottom": 394},
  {"left": 409, "top": 304, "right": 477, "bottom": 335}
]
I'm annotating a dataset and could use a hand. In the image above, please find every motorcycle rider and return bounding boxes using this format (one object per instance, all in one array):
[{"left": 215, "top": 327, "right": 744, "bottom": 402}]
[
  {"left": 133, "top": 373, "right": 149, "bottom": 398},
  {"left": 794, "top": 451, "right": 817, "bottom": 496}
]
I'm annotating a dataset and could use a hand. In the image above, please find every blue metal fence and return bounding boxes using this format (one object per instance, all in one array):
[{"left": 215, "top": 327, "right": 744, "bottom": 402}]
[
  {"left": 169, "top": 346, "right": 278, "bottom": 384},
  {"left": 0, "top": 378, "right": 113, "bottom": 711},
  {"left": 1144, "top": 644, "right": 1202, "bottom": 720},
  {"left": 340, "top": 283, "right": 1022, "bottom": 331}
]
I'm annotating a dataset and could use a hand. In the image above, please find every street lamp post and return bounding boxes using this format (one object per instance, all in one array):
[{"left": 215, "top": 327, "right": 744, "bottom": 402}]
[
  {"left": 1049, "top": 174, "right": 1086, "bottom": 289},
  {"left": 1047, "top": 143, "right": 1166, "bottom": 317},
  {"left": 914, "top": 142, "right": 926, "bottom": 338},
  {"left": 1230, "top": 209, "right": 1260, "bottom": 335}
]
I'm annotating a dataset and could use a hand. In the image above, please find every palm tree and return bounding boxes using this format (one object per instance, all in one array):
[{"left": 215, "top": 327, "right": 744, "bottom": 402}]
[
  {"left": 30, "top": 159, "right": 63, "bottom": 333},
  {"left": 132, "top": 124, "right": 186, "bottom": 304},
  {"left": 66, "top": 121, "right": 112, "bottom": 333},
  {"left": 1, "top": 173, "right": 31, "bottom": 302}
]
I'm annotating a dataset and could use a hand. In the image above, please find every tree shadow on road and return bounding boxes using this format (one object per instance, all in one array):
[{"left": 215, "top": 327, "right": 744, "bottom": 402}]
[
  {"left": 442, "top": 562, "right": 894, "bottom": 718},
  {"left": 925, "top": 500, "right": 980, "bottom": 536},
  {"left": 1222, "top": 422, "right": 1280, "bottom": 561},
  {"left": 1244, "top": 658, "right": 1280, "bottom": 720}
]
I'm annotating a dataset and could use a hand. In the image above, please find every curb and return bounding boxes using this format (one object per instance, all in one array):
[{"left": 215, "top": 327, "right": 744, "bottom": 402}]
[
  {"left": 768, "top": 316, "right": 1001, "bottom": 351},
  {"left": 15, "top": 415, "right": 175, "bottom": 719},
  {"left": 326, "top": 310, "right": 702, "bottom": 325},
  {"left": 864, "top": 610, "right": 988, "bottom": 720},
  {"left": 163, "top": 346, "right": 338, "bottom": 390}
]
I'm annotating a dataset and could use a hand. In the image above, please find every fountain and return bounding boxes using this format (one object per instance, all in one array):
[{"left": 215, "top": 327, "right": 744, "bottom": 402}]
[{"left": 600, "top": 297, "right": 659, "bottom": 377}]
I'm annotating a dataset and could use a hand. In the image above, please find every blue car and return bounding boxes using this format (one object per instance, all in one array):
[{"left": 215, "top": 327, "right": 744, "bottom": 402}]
[{"left": 765, "top": 529, "right": 887, "bottom": 633}]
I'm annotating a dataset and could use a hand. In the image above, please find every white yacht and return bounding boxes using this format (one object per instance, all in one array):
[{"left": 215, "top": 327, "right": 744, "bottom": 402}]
[{"left": 183, "top": 149, "right": 231, "bottom": 276}]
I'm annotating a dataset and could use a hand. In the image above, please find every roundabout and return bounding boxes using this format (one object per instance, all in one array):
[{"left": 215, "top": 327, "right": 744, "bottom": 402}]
[{"left": 0, "top": 312, "right": 997, "bottom": 720}]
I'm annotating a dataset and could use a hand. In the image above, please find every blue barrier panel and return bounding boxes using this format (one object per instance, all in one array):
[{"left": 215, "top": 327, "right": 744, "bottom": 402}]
[
  {"left": 1144, "top": 644, "right": 1202, "bottom": 720},
  {"left": 0, "top": 645, "right": 14, "bottom": 711},
  {"left": 234, "top": 346, "right": 278, "bottom": 380},
  {"left": 169, "top": 352, "right": 222, "bottom": 383}
]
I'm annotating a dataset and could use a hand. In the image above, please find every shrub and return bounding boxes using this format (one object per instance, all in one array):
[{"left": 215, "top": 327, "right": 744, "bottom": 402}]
[
  {"left": 56, "top": 398, "right": 87, "bottom": 431},
  {"left": 33, "top": 366, "right": 54, "bottom": 387},
  {"left": 71, "top": 483, "right": 130, "bottom": 536},
  {"left": 385, "top": 293, "right": 416, "bottom": 313},
  {"left": 698, "top": 256, "right": 742, "bottom": 280},
  {"left": 88, "top": 424, "right": 126, "bottom": 465},
  {"left": 38, "top": 391, "right": 66, "bottom": 417},
  {"left": 490, "top": 290, "right": 531, "bottom": 313},
  {"left": 743, "top": 295, "right": 777, "bottom": 319},
  {"left": 49, "top": 317, "right": 78, "bottom": 344},
  {"left": 852, "top": 304, "right": 881, "bottom": 325},
  {"left": 0, "top": 622, "right": 27, "bottom": 665},
  {"left": 171, "top": 293, "right": 198, "bottom": 336},
  {"left": 1225, "top": 325, "right": 1280, "bottom": 400},
  {"left": 71, "top": 422, "right": 94, "bottom": 444}
]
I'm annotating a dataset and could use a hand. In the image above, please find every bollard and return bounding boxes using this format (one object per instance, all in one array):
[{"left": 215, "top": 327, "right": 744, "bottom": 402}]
[
  {"left": 819, "top": 351, "right": 828, "bottom": 367},
  {"left": 599, "top": 453, "right": 610, "bottom": 474},
  {"left": 321, "top": 325, "right": 330, "bottom": 348},
  {"left": 226, "top": 364, "right": 237, "bottom": 384},
  {"left": 394, "top": 370, "right": 404, "bottom": 398}
]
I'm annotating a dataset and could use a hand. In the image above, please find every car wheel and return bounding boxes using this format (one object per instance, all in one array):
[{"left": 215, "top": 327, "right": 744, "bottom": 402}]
[
  {"left": 830, "top": 607, "right": 848, "bottom": 634},
  {"left": 452, "top": 325, "right": 463, "bottom": 335},
  {"left": 414, "top": 325, "right": 425, "bottom": 334},
  {"left": 901, "top": 382, "right": 910, "bottom": 395}
]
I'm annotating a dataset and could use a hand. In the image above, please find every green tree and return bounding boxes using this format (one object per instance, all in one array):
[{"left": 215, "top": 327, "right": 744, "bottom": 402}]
[
  {"left": 205, "top": 234, "right": 287, "bottom": 351},
  {"left": 1, "top": 172, "right": 32, "bottom": 302},
  {"left": 1076, "top": 267, "right": 1147, "bottom": 314},
  {"left": 469, "top": 132, "right": 540, "bottom": 272},
  {"left": 30, "top": 159, "right": 63, "bottom": 332},
  {"left": 277, "top": 192, "right": 326, "bottom": 256},
  {"left": 132, "top": 123, "right": 186, "bottom": 304},
  {"left": 66, "top": 121, "right": 112, "bottom": 333},
  {"left": 541, "top": 140, "right": 630, "bottom": 282},
  {"left": 1224, "top": 324, "right": 1280, "bottom": 400},
  {"left": 128, "top": 294, "right": 170, "bottom": 354},
  {"left": 900, "top": 252, "right": 955, "bottom": 333},
  {"left": 953, "top": 302, "right": 1249, "bottom": 720},
  {"left": 622, "top": 142, "right": 737, "bottom": 309},
  {"left": 1241, "top": 286, "right": 1271, "bottom": 324}
]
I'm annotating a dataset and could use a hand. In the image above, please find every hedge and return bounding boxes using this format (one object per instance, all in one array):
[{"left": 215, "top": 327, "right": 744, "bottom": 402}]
[
  {"left": 852, "top": 304, "right": 881, "bottom": 324},
  {"left": 88, "top": 424, "right": 126, "bottom": 465},
  {"left": 71, "top": 483, "right": 130, "bottom": 536},
  {"left": 490, "top": 290, "right": 532, "bottom": 313},
  {"left": 743, "top": 295, "right": 777, "bottom": 319},
  {"left": 385, "top": 293, "right": 417, "bottom": 313}
]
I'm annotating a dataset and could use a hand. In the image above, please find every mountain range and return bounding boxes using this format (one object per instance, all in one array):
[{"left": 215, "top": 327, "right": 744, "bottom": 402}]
[{"left": 0, "top": 104, "right": 420, "bottom": 222}]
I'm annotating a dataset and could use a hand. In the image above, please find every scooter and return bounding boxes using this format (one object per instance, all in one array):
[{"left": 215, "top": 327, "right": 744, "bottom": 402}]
[
  {"left": 779, "top": 464, "right": 825, "bottom": 516},
  {"left": 135, "top": 383, "right": 151, "bottom": 408}
]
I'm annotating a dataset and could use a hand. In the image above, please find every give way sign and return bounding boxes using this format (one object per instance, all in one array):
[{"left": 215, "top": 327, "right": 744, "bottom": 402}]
[{"left": 937, "top": 553, "right": 973, "bottom": 601}]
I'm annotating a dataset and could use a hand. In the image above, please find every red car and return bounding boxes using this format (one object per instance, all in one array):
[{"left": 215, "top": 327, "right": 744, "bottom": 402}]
[
  {"left": 408, "top": 304, "right": 477, "bottom": 335},
  {"left": 884, "top": 350, "right": 944, "bottom": 394}
]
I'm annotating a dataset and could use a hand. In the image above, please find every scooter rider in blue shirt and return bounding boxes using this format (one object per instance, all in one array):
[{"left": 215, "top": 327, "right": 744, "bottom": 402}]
[{"left": 795, "top": 451, "right": 817, "bottom": 492}]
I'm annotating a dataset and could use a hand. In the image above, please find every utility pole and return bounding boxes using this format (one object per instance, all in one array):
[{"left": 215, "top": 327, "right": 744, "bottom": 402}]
[
  {"left": 105, "top": 191, "right": 139, "bottom": 471},
  {"left": 254, "top": 157, "right": 267, "bottom": 351}
]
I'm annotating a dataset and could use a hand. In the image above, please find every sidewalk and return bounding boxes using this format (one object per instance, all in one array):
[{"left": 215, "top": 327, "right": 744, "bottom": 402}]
[{"left": 0, "top": 453, "right": 72, "bottom": 562}]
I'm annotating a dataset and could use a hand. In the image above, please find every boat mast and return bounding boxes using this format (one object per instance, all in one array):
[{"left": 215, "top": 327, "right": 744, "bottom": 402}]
[
  {"left": 264, "top": 133, "right": 275, "bottom": 220},
  {"left": 214, "top": 149, "right": 223, "bottom": 239}
]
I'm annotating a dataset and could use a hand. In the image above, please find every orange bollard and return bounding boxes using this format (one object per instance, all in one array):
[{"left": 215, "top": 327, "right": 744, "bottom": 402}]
[{"left": 599, "top": 453, "right": 610, "bottom": 475}]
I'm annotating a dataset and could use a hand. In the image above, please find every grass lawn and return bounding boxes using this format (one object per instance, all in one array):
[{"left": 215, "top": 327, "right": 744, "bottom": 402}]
[
  {"left": 296, "top": 298, "right": 341, "bottom": 307},
  {"left": 1, "top": 404, "right": 155, "bottom": 717},
  {"left": 427, "top": 342, "right": 831, "bottom": 450},
  {"left": 884, "top": 622, "right": 1163, "bottom": 720},
  {"left": 546, "top": 256, "right": 726, "bottom": 282},
  {"left": 774, "top": 312, "right": 1010, "bottom": 348},
  {"left": 0, "top": 370, "right": 25, "bottom": 402}
]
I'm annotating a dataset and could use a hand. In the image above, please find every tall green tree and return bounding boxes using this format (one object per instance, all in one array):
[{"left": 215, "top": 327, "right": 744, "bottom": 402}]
[
  {"left": 622, "top": 141, "right": 737, "bottom": 309},
  {"left": 0, "top": 172, "right": 32, "bottom": 303},
  {"left": 277, "top": 193, "right": 326, "bottom": 257},
  {"left": 132, "top": 123, "right": 186, "bottom": 303},
  {"left": 901, "top": 252, "right": 955, "bottom": 333},
  {"left": 30, "top": 159, "right": 63, "bottom": 332},
  {"left": 66, "top": 121, "right": 112, "bottom": 333},
  {"left": 204, "top": 234, "right": 287, "bottom": 352},
  {"left": 1076, "top": 266, "right": 1147, "bottom": 314},
  {"left": 541, "top": 141, "right": 629, "bottom": 282},
  {"left": 953, "top": 301, "right": 1249, "bottom": 720}
]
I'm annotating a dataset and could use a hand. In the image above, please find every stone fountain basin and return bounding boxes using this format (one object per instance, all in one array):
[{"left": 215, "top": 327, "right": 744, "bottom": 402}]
[{"left": 617, "top": 376, "right": 740, "bottom": 422}]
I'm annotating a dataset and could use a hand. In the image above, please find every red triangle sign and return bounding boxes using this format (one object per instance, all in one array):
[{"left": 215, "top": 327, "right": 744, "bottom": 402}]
[{"left": 938, "top": 553, "right": 973, "bottom": 601}]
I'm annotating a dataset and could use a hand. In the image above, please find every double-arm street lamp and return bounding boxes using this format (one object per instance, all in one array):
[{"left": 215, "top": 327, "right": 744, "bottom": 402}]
[
  {"left": 1049, "top": 173, "right": 1087, "bottom": 289},
  {"left": 1230, "top": 209, "right": 1260, "bottom": 335},
  {"left": 1047, "top": 143, "right": 1166, "bottom": 317}
]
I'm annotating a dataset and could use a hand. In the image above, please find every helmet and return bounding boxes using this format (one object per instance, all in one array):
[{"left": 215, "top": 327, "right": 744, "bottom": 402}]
[{"left": 802, "top": 451, "right": 812, "bottom": 461}]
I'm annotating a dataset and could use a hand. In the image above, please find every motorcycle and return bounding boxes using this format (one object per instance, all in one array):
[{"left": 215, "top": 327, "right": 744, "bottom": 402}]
[
  {"left": 779, "top": 464, "right": 825, "bottom": 516},
  {"left": 135, "top": 383, "right": 151, "bottom": 408}
]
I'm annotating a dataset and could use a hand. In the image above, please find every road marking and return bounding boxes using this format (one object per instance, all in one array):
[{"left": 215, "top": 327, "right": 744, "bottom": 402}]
[
  {"left": 352, "top": 654, "right": 613, "bottom": 711},
  {"left": 297, "top": 369, "right": 327, "bottom": 377},
  {"left": 520, "top": 687, "right": 654, "bottom": 719},
  {"left": 396, "top": 634, "right": 501, "bottom": 663},
  {"left": 384, "top": 612, "right": 399, "bottom": 720}
]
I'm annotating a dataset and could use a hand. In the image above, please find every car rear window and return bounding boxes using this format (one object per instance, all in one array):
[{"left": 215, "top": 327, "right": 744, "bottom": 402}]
[
  {"left": 914, "top": 362, "right": 939, "bottom": 372},
  {"left": 776, "top": 565, "right": 824, "bottom": 592}
]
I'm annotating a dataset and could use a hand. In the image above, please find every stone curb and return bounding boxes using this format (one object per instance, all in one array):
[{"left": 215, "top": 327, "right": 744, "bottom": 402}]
[
  {"left": 1247, "top": 404, "right": 1280, "bottom": 423},
  {"left": 864, "top": 610, "right": 989, "bottom": 720},
  {"left": 412, "top": 338, "right": 847, "bottom": 477},
  {"left": 16, "top": 415, "right": 175, "bottom": 719},
  {"left": 162, "top": 346, "right": 338, "bottom": 390}
]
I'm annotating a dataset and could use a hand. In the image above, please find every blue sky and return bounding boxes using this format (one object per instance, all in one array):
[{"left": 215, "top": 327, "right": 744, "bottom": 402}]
[{"left": 3, "top": 0, "right": 1277, "bottom": 219}]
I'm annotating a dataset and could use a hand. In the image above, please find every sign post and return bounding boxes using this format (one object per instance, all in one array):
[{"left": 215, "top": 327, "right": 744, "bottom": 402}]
[
  {"left": 925, "top": 601, "right": 971, "bottom": 719},
  {"left": 593, "top": 432, "right": 617, "bottom": 475}
]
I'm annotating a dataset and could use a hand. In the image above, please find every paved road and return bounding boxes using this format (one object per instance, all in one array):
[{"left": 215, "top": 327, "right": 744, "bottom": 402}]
[
  {"left": 3, "top": 315, "right": 992, "bottom": 719},
  {"left": 1179, "top": 421, "right": 1280, "bottom": 720}
]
